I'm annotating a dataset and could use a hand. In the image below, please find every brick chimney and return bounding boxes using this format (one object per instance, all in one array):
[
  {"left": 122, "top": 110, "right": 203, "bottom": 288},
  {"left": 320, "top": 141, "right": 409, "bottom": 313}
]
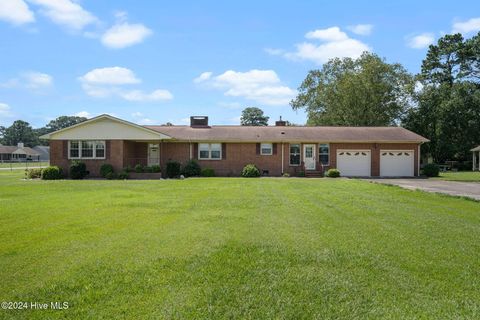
[
  {"left": 190, "top": 116, "right": 209, "bottom": 128},
  {"left": 275, "top": 116, "right": 286, "bottom": 126}
]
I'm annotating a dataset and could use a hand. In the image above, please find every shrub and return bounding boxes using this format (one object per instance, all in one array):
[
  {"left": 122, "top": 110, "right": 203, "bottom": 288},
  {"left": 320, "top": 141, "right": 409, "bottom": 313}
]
[
  {"left": 326, "top": 168, "right": 340, "bottom": 178},
  {"left": 150, "top": 164, "right": 161, "bottom": 173},
  {"left": 41, "top": 166, "right": 63, "bottom": 180},
  {"left": 241, "top": 164, "right": 260, "bottom": 177},
  {"left": 200, "top": 168, "right": 215, "bottom": 177},
  {"left": 134, "top": 164, "right": 144, "bottom": 173},
  {"left": 423, "top": 163, "right": 439, "bottom": 177},
  {"left": 100, "top": 163, "right": 114, "bottom": 178},
  {"left": 26, "top": 168, "right": 43, "bottom": 179},
  {"left": 282, "top": 172, "right": 290, "bottom": 177},
  {"left": 182, "top": 160, "right": 201, "bottom": 177},
  {"left": 124, "top": 165, "right": 132, "bottom": 173},
  {"left": 105, "top": 172, "right": 117, "bottom": 180},
  {"left": 144, "top": 166, "right": 154, "bottom": 173},
  {"left": 297, "top": 171, "right": 306, "bottom": 177},
  {"left": 70, "top": 161, "right": 89, "bottom": 180},
  {"left": 117, "top": 171, "right": 129, "bottom": 180},
  {"left": 166, "top": 161, "right": 181, "bottom": 178}
]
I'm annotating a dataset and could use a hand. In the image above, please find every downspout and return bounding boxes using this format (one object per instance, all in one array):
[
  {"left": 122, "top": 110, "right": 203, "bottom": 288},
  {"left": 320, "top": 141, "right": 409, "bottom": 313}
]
[
  {"left": 281, "top": 142, "right": 284, "bottom": 174},
  {"left": 189, "top": 140, "right": 193, "bottom": 160},
  {"left": 418, "top": 143, "right": 422, "bottom": 177}
]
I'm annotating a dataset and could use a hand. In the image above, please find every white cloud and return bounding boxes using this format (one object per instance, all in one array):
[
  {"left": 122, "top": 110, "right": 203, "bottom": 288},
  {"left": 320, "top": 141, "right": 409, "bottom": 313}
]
[
  {"left": 264, "top": 48, "right": 285, "bottom": 56},
  {"left": 23, "top": 72, "right": 53, "bottom": 89},
  {"left": 407, "top": 33, "right": 435, "bottom": 49},
  {"left": 79, "top": 67, "right": 172, "bottom": 102},
  {"left": 131, "top": 112, "right": 143, "bottom": 117},
  {"left": 0, "top": 71, "right": 53, "bottom": 91},
  {"left": 195, "top": 69, "right": 296, "bottom": 106},
  {"left": 452, "top": 17, "right": 480, "bottom": 34},
  {"left": 282, "top": 27, "right": 371, "bottom": 65},
  {"left": 0, "top": 0, "right": 35, "bottom": 25},
  {"left": 27, "top": 0, "right": 97, "bottom": 31},
  {"left": 193, "top": 72, "right": 212, "bottom": 83},
  {"left": 119, "top": 89, "right": 173, "bottom": 102},
  {"left": 74, "top": 111, "right": 91, "bottom": 118},
  {"left": 347, "top": 24, "right": 373, "bottom": 36},
  {"left": 79, "top": 67, "right": 140, "bottom": 85},
  {"left": 305, "top": 27, "right": 349, "bottom": 41},
  {"left": 101, "top": 22, "right": 152, "bottom": 49},
  {"left": 0, "top": 103, "right": 13, "bottom": 116}
]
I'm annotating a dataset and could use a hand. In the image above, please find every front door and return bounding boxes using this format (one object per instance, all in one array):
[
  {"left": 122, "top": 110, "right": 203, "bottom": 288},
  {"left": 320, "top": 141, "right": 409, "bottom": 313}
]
[
  {"left": 148, "top": 144, "right": 160, "bottom": 166},
  {"left": 303, "top": 144, "right": 316, "bottom": 170}
]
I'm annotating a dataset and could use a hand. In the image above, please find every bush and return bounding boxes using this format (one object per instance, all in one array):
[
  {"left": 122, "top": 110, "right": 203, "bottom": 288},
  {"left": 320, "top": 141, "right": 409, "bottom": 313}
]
[
  {"left": 150, "top": 164, "right": 161, "bottom": 173},
  {"left": 70, "top": 161, "right": 89, "bottom": 179},
  {"left": 241, "top": 164, "right": 260, "bottom": 177},
  {"left": 100, "top": 163, "right": 114, "bottom": 178},
  {"left": 144, "top": 166, "right": 154, "bottom": 173},
  {"left": 26, "top": 168, "right": 43, "bottom": 179},
  {"left": 326, "top": 168, "right": 340, "bottom": 178},
  {"left": 166, "top": 161, "right": 181, "bottom": 178},
  {"left": 297, "top": 171, "right": 305, "bottom": 177},
  {"left": 117, "top": 171, "right": 129, "bottom": 180},
  {"left": 105, "top": 172, "right": 117, "bottom": 180},
  {"left": 41, "top": 166, "right": 63, "bottom": 180},
  {"left": 124, "top": 165, "right": 132, "bottom": 173},
  {"left": 134, "top": 164, "right": 144, "bottom": 173},
  {"left": 282, "top": 172, "right": 290, "bottom": 177},
  {"left": 423, "top": 163, "right": 439, "bottom": 177},
  {"left": 182, "top": 160, "right": 201, "bottom": 177},
  {"left": 200, "top": 168, "right": 215, "bottom": 177}
]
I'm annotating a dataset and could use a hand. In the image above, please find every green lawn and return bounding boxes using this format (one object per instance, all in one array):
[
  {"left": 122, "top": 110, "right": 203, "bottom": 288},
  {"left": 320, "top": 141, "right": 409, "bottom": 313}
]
[
  {"left": 0, "top": 161, "right": 49, "bottom": 169},
  {"left": 434, "top": 171, "right": 480, "bottom": 182},
  {"left": 1, "top": 171, "right": 479, "bottom": 319}
]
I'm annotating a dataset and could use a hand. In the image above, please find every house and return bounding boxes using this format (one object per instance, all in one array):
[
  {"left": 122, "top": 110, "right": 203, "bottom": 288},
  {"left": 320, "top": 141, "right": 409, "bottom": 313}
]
[
  {"left": 0, "top": 143, "right": 41, "bottom": 162},
  {"left": 32, "top": 146, "right": 50, "bottom": 161},
  {"left": 40, "top": 114, "right": 429, "bottom": 177},
  {"left": 472, "top": 146, "right": 480, "bottom": 171}
]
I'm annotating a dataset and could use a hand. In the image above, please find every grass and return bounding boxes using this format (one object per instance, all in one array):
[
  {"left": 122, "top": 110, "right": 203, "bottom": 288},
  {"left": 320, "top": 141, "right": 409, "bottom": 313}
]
[
  {"left": 434, "top": 171, "right": 480, "bottom": 182},
  {"left": 0, "top": 171, "right": 479, "bottom": 319},
  {"left": 0, "top": 161, "right": 49, "bottom": 169}
]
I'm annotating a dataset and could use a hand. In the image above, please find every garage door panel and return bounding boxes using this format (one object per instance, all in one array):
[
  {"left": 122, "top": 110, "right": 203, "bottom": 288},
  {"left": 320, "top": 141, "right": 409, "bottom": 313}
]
[
  {"left": 336, "top": 150, "right": 371, "bottom": 176},
  {"left": 380, "top": 150, "right": 414, "bottom": 177}
]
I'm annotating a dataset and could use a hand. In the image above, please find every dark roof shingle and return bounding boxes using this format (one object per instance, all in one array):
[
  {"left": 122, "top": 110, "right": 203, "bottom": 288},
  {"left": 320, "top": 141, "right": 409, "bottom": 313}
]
[{"left": 144, "top": 125, "right": 429, "bottom": 143}]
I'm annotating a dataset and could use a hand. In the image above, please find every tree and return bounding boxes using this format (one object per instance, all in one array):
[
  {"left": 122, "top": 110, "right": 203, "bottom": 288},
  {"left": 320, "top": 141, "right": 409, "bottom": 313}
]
[
  {"left": 403, "top": 32, "right": 480, "bottom": 162},
  {"left": 44, "top": 116, "right": 87, "bottom": 132},
  {"left": 240, "top": 107, "right": 269, "bottom": 126},
  {"left": 291, "top": 52, "right": 414, "bottom": 126},
  {"left": 0, "top": 120, "right": 38, "bottom": 147}
]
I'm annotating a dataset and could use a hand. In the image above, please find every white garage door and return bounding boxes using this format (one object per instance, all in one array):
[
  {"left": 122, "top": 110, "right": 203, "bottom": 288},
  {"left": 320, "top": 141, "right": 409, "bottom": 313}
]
[
  {"left": 380, "top": 150, "right": 414, "bottom": 177},
  {"left": 336, "top": 150, "right": 371, "bottom": 176}
]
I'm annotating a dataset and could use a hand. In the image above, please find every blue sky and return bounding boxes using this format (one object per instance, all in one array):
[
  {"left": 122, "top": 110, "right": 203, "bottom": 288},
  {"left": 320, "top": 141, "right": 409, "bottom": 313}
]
[{"left": 1, "top": 0, "right": 480, "bottom": 128}]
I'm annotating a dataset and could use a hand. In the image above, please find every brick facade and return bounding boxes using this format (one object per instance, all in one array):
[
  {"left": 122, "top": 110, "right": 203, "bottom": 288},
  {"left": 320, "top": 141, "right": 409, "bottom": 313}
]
[{"left": 50, "top": 139, "right": 420, "bottom": 177}]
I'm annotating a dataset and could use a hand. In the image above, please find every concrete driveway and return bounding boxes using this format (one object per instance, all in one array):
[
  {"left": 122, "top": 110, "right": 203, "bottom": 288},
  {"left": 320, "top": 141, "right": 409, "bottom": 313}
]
[{"left": 364, "top": 179, "right": 480, "bottom": 200}]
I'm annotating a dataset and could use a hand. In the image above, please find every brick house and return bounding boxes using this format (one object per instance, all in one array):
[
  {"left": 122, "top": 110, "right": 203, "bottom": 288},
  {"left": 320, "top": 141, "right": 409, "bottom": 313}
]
[{"left": 40, "top": 114, "right": 429, "bottom": 177}]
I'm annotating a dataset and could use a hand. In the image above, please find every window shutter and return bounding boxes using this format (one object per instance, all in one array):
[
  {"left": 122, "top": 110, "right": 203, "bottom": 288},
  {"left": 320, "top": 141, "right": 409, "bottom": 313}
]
[
  {"left": 256, "top": 143, "right": 260, "bottom": 155},
  {"left": 273, "top": 143, "right": 277, "bottom": 155},
  {"left": 222, "top": 143, "right": 227, "bottom": 160},
  {"left": 63, "top": 141, "right": 68, "bottom": 158},
  {"left": 193, "top": 143, "right": 198, "bottom": 160},
  {"left": 106, "top": 141, "right": 111, "bottom": 159}
]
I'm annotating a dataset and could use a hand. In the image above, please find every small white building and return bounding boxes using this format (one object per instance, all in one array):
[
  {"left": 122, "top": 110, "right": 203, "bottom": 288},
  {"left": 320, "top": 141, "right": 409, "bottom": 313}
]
[{"left": 472, "top": 146, "right": 480, "bottom": 171}]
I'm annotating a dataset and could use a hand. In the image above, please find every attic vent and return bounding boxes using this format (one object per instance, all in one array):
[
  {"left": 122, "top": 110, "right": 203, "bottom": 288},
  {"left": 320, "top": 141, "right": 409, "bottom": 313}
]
[{"left": 190, "top": 116, "right": 209, "bottom": 128}]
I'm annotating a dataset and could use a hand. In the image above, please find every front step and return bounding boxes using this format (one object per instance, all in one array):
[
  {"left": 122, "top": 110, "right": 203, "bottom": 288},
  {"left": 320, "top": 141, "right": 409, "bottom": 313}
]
[{"left": 305, "top": 170, "right": 323, "bottom": 178}]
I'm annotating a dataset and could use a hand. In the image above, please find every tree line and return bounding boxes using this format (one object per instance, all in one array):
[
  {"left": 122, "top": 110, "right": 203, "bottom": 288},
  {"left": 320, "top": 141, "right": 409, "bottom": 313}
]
[{"left": 0, "top": 116, "right": 87, "bottom": 147}]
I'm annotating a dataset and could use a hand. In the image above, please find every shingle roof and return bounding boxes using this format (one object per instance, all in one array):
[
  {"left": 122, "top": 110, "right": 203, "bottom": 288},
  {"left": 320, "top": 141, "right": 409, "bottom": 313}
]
[
  {"left": 144, "top": 125, "right": 429, "bottom": 143},
  {"left": 471, "top": 146, "right": 480, "bottom": 152},
  {"left": 0, "top": 146, "right": 40, "bottom": 155}
]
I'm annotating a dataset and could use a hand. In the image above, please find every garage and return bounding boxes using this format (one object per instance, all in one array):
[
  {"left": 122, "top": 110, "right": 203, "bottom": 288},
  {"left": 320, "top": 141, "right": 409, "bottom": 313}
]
[
  {"left": 380, "top": 150, "right": 414, "bottom": 177},
  {"left": 336, "top": 150, "right": 371, "bottom": 176}
]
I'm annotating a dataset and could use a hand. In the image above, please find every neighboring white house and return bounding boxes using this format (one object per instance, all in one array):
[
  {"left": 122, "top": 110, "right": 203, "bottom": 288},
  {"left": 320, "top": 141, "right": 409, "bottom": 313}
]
[
  {"left": 472, "top": 146, "right": 480, "bottom": 171},
  {"left": 0, "top": 143, "right": 41, "bottom": 162}
]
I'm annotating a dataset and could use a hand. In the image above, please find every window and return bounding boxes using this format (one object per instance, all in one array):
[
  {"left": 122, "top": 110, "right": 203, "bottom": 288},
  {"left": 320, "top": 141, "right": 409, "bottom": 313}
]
[
  {"left": 199, "top": 143, "right": 222, "bottom": 160},
  {"left": 261, "top": 143, "right": 273, "bottom": 155},
  {"left": 69, "top": 140, "right": 106, "bottom": 159},
  {"left": 319, "top": 143, "right": 329, "bottom": 165},
  {"left": 290, "top": 144, "right": 300, "bottom": 165},
  {"left": 69, "top": 141, "right": 79, "bottom": 158}
]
